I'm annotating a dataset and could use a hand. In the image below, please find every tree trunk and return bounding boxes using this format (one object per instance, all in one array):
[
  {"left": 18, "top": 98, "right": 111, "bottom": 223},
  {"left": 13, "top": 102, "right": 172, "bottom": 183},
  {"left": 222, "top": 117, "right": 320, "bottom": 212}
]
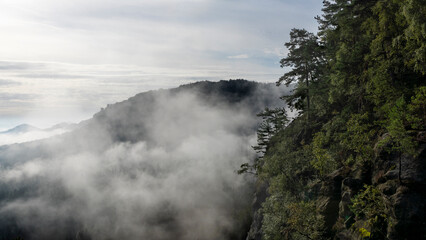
[
  {"left": 399, "top": 153, "right": 402, "bottom": 184},
  {"left": 304, "top": 64, "right": 310, "bottom": 122}
]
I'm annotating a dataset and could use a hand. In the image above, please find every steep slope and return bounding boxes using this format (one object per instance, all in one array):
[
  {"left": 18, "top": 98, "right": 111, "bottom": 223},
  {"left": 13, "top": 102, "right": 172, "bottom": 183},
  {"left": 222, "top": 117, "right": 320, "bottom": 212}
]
[{"left": 245, "top": 0, "right": 426, "bottom": 239}]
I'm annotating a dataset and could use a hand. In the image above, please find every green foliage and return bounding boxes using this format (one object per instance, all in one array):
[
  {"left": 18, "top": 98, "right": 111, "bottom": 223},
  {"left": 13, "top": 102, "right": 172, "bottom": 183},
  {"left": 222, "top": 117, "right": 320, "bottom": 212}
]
[
  {"left": 364, "top": 0, "right": 424, "bottom": 116},
  {"left": 386, "top": 97, "right": 416, "bottom": 154},
  {"left": 359, "top": 227, "right": 371, "bottom": 239},
  {"left": 255, "top": 0, "right": 425, "bottom": 238},
  {"left": 407, "top": 86, "right": 426, "bottom": 130},
  {"left": 263, "top": 196, "right": 323, "bottom": 240},
  {"left": 401, "top": 0, "right": 426, "bottom": 74},
  {"left": 259, "top": 117, "right": 323, "bottom": 239},
  {"left": 350, "top": 185, "right": 389, "bottom": 239},
  {"left": 379, "top": 93, "right": 423, "bottom": 157},
  {"left": 343, "top": 113, "right": 377, "bottom": 162},
  {"left": 323, "top": 0, "right": 375, "bottom": 108},
  {"left": 262, "top": 193, "right": 292, "bottom": 240},
  {"left": 254, "top": 107, "right": 288, "bottom": 156},
  {"left": 310, "top": 131, "right": 336, "bottom": 176},
  {"left": 286, "top": 201, "right": 323, "bottom": 239},
  {"left": 238, "top": 107, "right": 288, "bottom": 175},
  {"left": 278, "top": 28, "right": 325, "bottom": 117}
]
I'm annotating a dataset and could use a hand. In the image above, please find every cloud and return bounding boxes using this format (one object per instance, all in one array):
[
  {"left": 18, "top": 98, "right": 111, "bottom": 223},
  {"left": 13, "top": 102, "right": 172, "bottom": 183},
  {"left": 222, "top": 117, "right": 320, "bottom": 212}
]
[
  {"left": 263, "top": 47, "right": 287, "bottom": 57},
  {"left": 15, "top": 73, "right": 87, "bottom": 79},
  {"left": 0, "top": 61, "right": 32, "bottom": 70},
  {"left": 0, "top": 93, "right": 38, "bottom": 101},
  {"left": 0, "top": 0, "right": 323, "bottom": 128},
  {"left": 0, "top": 124, "right": 74, "bottom": 146},
  {"left": 0, "top": 82, "right": 289, "bottom": 239},
  {"left": 0, "top": 60, "right": 281, "bottom": 129},
  {"left": 228, "top": 54, "right": 249, "bottom": 59},
  {"left": 0, "top": 79, "right": 21, "bottom": 86}
]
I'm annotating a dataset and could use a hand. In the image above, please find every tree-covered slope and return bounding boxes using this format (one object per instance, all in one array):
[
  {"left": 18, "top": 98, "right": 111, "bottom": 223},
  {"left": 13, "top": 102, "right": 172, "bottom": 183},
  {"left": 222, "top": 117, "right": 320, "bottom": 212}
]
[{"left": 246, "top": 1, "right": 425, "bottom": 239}]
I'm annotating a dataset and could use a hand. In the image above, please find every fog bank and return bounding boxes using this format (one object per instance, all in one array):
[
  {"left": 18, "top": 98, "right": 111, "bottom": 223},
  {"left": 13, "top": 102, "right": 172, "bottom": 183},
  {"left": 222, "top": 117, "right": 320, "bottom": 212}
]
[{"left": 0, "top": 80, "right": 288, "bottom": 239}]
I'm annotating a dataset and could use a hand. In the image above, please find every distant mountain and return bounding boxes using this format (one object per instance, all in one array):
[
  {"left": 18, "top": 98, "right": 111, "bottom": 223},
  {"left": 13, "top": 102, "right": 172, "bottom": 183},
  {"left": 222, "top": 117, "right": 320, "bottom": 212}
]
[
  {"left": 0, "top": 124, "right": 40, "bottom": 134},
  {"left": 44, "top": 122, "right": 77, "bottom": 132},
  {"left": 0, "top": 80, "right": 290, "bottom": 240},
  {"left": 1, "top": 122, "right": 77, "bottom": 135},
  {"left": 0, "top": 122, "right": 77, "bottom": 146}
]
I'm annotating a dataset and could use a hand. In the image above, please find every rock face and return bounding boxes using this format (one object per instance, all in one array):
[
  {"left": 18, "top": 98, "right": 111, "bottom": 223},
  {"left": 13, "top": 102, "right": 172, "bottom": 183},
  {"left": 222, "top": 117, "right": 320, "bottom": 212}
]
[
  {"left": 317, "top": 169, "right": 345, "bottom": 237},
  {"left": 385, "top": 144, "right": 426, "bottom": 239},
  {"left": 246, "top": 135, "right": 426, "bottom": 239},
  {"left": 332, "top": 141, "right": 426, "bottom": 239},
  {"left": 246, "top": 181, "right": 268, "bottom": 240}
]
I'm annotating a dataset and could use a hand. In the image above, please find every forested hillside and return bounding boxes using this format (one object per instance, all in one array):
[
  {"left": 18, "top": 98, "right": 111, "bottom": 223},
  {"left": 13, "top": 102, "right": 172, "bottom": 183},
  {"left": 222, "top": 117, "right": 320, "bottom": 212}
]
[
  {"left": 0, "top": 80, "right": 288, "bottom": 240},
  {"left": 244, "top": 1, "right": 425, "bottom": 239}
]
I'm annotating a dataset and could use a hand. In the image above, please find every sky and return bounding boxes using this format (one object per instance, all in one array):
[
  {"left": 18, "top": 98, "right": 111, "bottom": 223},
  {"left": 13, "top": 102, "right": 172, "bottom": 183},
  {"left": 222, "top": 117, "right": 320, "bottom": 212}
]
[{"left": 0, "top": 0, "right": 323, "bottom": 130}]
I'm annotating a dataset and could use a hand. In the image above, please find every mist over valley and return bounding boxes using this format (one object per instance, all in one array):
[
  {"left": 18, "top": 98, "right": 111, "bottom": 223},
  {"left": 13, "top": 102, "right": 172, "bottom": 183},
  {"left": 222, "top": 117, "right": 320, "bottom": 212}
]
[{"left": 0, "top": 80, "right": 289, "bottom": 240}]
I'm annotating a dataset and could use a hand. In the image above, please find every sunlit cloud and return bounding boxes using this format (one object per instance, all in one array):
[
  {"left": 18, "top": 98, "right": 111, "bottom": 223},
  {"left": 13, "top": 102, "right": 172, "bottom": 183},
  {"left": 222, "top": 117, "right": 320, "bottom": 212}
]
[
  {"left": 0, "top": 0, "right": 322, "bottom": 129},
  {"left": 227, "top": 54, "right": 249, "bottom": 59}
]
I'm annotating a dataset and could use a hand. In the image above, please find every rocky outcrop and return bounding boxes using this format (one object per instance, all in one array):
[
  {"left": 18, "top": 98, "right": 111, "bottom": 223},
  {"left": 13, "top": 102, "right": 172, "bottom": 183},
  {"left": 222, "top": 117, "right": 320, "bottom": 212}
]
[
  {"left": 245, "top": 133, "right": 426, "bottom": 239},
  {"left": 385, "top": 143, "right": 426, "bottom": 239},
  {"left": 332, "top": 141, "right": 426, "bottom": 239},
  {"left": 246, "top": 181, "right": 268, "bottom": 240},
  {"left": 317, "top": 169, "right": 345, "bottom": 237}
]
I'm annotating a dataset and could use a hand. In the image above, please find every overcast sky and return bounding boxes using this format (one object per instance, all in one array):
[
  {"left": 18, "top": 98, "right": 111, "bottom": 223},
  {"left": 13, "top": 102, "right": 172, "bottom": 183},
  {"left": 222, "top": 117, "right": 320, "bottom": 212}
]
[{"left": 0, "top": 0, "right": 322, "bottom": 130}]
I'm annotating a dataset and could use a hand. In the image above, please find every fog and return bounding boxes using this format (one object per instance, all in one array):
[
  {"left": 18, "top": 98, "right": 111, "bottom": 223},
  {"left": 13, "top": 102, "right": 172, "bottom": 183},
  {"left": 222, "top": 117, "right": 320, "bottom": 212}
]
[
  {"left": 0, "top": 81, "right": 286, "bottom": 239},
  {"left": 0, "top": 124, "right": 75, "bottom": 146}
]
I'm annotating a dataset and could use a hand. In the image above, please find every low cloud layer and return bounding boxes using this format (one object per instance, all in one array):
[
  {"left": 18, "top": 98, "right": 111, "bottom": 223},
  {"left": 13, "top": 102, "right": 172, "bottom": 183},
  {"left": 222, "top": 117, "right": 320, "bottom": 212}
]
[
  {"left": 0, "top": 125, "right": 75, "bottom": 146},
  {"left": 0, "top": 81, "right": 286, "bottom": 239}
]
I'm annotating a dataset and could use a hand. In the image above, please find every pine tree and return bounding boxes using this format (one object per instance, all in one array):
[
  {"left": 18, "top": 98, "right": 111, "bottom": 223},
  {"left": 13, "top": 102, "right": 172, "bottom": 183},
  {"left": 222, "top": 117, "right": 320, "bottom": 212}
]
[
  {"left": 238, "top": 107, "right": 288, "bottom": 175},
  {"left": 277, "top": 29, "right": 324, "bottom": 120}
]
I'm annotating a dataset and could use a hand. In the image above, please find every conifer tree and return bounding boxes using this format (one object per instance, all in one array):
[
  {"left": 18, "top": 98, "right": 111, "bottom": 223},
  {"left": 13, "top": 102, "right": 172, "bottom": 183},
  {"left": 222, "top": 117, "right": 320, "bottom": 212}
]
[
  {"left": 238, "top": 107, "right": 287, "bottom": 175},
  {"left": 253, "top": 107, "right": 287, "bottom": 157},
  {"left": 277, "top": 28, "right": 324, "bottom": 120}
]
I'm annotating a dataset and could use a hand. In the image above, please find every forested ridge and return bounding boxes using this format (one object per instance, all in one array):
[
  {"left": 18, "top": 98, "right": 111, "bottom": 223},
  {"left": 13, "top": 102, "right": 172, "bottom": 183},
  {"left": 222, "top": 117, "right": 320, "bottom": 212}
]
[
  {"left": 0, "top": 80, "right": 288, "bottom": 240},
  {"left": 244, "top": 0, "right": 425, "bottom": 239}
]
